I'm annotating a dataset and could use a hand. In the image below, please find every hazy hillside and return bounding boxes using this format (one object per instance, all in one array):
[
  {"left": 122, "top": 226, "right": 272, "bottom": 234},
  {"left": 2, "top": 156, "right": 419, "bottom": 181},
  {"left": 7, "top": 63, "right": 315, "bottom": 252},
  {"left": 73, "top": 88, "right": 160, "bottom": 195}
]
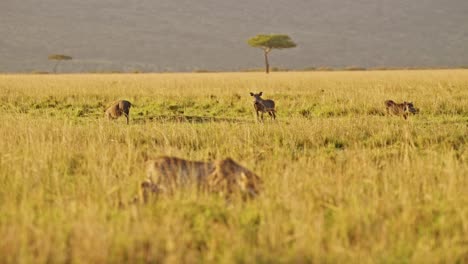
[{"left": 1, "top": 0, "right": 467, "bottom": 72}]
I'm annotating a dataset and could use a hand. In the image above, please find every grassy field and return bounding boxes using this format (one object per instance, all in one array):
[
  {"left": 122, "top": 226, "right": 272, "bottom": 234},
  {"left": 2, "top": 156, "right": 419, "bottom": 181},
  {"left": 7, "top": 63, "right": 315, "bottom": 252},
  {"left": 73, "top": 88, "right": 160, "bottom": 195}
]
[{"left": 0, "top": 70, "right": 467, "bottom": 263}]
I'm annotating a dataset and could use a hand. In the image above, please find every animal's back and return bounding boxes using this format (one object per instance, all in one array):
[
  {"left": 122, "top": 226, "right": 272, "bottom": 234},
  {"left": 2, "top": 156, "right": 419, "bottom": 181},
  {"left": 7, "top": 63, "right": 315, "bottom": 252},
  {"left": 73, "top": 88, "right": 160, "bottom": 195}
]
[
  {"left": 105, "top": 100, "right": 130, "bottom": 115},
  {"left": 385, "top": 99, "right": 402, "bottom": 114},
  {"left": 263, "top": 99, "right": 275, "bottom": 110},
  {"left": 105, "top": 102, "right": 118, "bottom": 114},
  {"left": 255, "top": 99, "right": 275, "bottom": 112},
  {"left": 146, "top": 156, "right": 215, "bottom": 186},
  {"left": 385, "top": 100, "right": 396, "bottom": 108}
]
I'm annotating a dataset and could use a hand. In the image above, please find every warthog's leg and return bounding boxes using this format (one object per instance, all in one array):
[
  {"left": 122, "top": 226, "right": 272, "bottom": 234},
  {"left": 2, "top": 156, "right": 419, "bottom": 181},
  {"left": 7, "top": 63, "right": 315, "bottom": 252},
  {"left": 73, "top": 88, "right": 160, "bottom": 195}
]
[
  {"left": 256, "top": 110, "right": 260, "bottom": 122},
  {"left": 268, "top": 110, "right": 276, "bottom": 120},
  {"left": 123, "top": 112, "right": 129, "bottom": 124},
  {"left": 141, "top": 181, "right": 152, "bottom": 203}
]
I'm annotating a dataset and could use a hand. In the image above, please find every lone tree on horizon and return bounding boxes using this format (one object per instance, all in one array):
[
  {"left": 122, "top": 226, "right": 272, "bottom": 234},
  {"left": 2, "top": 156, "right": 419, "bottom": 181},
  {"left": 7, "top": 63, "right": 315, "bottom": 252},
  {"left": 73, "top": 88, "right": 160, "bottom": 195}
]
[
  {"left": 48, "top": 54, "right": 72, "bottom": 73},
  {"left": 247, "top": 34, "right": 297, "bottom": 74}
]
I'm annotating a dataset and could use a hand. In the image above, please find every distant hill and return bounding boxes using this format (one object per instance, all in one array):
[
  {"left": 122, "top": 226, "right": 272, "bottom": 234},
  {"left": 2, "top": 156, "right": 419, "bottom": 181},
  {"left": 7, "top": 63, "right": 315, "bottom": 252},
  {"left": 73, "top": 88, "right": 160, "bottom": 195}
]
[{"left": 1, "top": 0, "right": 467, "bottom": 72}]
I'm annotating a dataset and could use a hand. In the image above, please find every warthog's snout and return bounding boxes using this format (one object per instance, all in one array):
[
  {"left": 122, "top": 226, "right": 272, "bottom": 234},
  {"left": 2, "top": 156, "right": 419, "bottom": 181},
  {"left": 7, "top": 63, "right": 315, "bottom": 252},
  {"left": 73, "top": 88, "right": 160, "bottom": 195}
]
[{"left": 406, "top": 103, "right": 418, "bottom": 114}]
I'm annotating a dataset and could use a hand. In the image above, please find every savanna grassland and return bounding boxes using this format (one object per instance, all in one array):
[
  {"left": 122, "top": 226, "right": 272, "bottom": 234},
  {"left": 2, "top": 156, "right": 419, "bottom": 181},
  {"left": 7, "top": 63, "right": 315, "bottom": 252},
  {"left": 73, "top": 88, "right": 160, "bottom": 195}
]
[{"left": 0, "top": 70, "right": 467, "bottom": 263}]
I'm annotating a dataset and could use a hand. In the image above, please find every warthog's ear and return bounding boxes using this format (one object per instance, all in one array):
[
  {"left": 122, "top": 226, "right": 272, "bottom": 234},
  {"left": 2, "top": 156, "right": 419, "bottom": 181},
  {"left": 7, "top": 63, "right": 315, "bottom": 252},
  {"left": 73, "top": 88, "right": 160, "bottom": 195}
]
[
  {"left": 250, "top": 92, "right": 254, "bottom": 96},
  {"left": 259, "top": 92, "right": 263, "bottom": 96}
]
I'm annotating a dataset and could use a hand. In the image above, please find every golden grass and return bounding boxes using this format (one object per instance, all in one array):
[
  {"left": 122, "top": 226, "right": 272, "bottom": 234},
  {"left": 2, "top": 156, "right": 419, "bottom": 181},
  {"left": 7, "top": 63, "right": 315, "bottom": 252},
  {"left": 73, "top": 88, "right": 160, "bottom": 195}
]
[{"left": 0, "top": 70, "right": 467, "bottom": 263}]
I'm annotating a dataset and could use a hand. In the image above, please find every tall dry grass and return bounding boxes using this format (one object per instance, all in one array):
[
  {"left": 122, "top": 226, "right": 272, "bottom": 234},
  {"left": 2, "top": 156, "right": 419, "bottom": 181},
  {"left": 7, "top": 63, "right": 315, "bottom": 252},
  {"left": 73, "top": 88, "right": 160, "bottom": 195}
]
[{"left": 0, "top": 71, "right": 467, "bottom": 263}]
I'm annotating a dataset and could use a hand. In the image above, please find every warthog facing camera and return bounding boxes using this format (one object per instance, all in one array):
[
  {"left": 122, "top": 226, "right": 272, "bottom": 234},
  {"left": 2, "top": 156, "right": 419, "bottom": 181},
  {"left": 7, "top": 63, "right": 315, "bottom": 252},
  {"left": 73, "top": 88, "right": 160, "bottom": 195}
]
[{"left": 250, "top": 92, "right": 276, "bottom": 122}]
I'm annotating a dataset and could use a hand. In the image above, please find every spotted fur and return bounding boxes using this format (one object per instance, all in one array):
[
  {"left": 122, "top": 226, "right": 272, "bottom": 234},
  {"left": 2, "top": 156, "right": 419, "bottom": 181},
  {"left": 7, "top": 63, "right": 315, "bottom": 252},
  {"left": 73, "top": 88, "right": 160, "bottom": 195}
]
[{"left": 142, "top": 156, "right": 262, "bottom": 201}]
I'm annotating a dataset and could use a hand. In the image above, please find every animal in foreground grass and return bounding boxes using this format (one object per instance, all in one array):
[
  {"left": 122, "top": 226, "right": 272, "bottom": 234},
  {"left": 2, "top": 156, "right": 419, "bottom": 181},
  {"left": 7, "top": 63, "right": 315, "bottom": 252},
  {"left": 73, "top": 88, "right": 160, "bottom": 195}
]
[
  {"left": 250, "top": 92, "right": 276, "bottom": 122},
  {"left": 385, "top": 100, "right": 418, "bottom": 119},
  {"left": 141, "top": 156, "right": 263, "bottom": 202},
  {"left": 104, "top": 100, "right": 132, "bottom": 124}
]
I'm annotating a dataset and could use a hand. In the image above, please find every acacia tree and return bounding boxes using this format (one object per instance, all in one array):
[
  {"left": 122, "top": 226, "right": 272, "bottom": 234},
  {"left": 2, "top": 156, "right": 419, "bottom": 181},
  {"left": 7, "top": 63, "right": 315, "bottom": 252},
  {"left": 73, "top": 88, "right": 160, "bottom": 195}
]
[
  {"left": 247, "top": 34, "right": 297, "bottom": 73},
  {"left": 48, "top": 54, "right": 72, "bottom": 73}
]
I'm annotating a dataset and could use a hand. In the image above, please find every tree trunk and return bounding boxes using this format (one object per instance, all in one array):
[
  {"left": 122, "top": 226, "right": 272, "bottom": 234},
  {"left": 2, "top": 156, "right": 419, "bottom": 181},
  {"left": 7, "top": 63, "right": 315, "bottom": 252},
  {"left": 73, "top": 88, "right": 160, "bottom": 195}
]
[
  {"left": 53, "top": 60, "right": 60, "bottom": 74},
  {"left": 264, "top": 49, "right": 270, "bottom": 74}
]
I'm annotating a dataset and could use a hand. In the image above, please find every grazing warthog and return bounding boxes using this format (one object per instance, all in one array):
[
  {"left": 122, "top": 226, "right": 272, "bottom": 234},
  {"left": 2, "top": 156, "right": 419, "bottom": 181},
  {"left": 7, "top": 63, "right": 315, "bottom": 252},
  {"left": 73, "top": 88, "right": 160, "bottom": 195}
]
[
  {"left": 385, "top": 100, "right": 418, "bottom": 119},
  {"left": 250, "top": 92, "right": 276, "bottom": 122},
  {"left": 141, "top": 156, "right": 262, "bottom": 202},
  {"left": 104, "top": 100, "right": 132, "bottom": 124}
]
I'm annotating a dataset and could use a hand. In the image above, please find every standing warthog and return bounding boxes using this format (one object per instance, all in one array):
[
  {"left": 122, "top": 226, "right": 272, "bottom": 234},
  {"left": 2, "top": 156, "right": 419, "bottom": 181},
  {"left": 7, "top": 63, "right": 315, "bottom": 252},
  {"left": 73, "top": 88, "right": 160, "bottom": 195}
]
[
  {"left": 104, "top": 100, "right": 132, "bottom": 124},
  {"left": 141, "top": 156, "right": 262, "bottom": 202},
  {"left": 250, "top": 92, "right": 276, "bottom": 122},
  {"left": 385, "top": 100, "right": 418, "bottom": 119}
]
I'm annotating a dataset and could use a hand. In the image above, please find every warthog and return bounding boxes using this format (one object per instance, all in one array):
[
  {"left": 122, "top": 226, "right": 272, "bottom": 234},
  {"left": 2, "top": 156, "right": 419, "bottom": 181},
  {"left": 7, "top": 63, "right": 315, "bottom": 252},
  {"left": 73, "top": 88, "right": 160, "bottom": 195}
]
[
  {"left": 385, "top": 100, "right": 418, "bottom": 119},
  {"left": 250, "top": 92, "right": 276, "bottom": 121},
  {"left": 104, "top": 100, "right": 132, "bottom": 124},
  {"left": 141, "top": 156, "right": 262, "bottom": 201}
]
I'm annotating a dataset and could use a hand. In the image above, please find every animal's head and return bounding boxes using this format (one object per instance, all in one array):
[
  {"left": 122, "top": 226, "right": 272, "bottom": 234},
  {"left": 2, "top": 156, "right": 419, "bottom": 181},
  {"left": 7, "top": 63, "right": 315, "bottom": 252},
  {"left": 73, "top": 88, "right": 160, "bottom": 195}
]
[
  {"left": 250, "top": 92, "right": 263, "bottom": 103},
  {"left": 238, "top": 171, "right": 263, "bottom": 198},
  {"left": 141, "top": 180, "right": 165, "bottom": 202},
  {"left": 210, "top": 158, "right": 262, "bottom": 199},
  {"left": 404, "top": 102, "right": 418, "bottom": 114}
]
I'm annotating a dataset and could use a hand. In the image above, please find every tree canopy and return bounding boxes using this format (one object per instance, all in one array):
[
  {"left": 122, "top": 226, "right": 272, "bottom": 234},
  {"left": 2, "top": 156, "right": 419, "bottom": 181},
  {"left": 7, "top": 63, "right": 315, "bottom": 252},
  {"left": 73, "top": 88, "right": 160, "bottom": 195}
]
[
  {"left": 247, "top": 34, "right": 297, "bottom": 73},
  {"left": 48, "top": 54, "right": 72, "bottom": 73},
  {"left": 247, "top": 34, "right": 297, "bottom": 51},
  {"left": 48, "top": 54, "right": 72, "bottom": 61}
]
